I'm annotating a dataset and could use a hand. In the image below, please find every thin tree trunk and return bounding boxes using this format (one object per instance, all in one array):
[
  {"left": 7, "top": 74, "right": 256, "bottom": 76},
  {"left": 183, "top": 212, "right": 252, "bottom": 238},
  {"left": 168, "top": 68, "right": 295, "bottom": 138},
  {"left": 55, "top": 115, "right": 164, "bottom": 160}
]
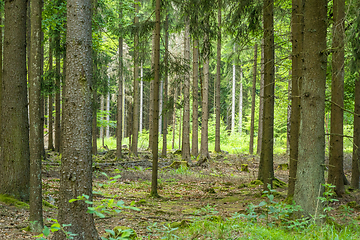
[
  {"left": 162, "top": 14, "right": 169, "bottom": 157},
  {"left": 191, "top": 39, "right": 199, "bottom": 156},
  {"left": 259, "top": 0, "right": 275, "bottom": 190},
  {"left": 117, "top": 11, "right": 123, "bottom": 159},
  {"left": 92, "top": 89, "right": 98, "bottom": 155},
  {"left": 215, "top": 0, "right": 221, "bottom": 152},
  {"left": 231, "top": 44, "right": 236, "bottom": 134},
  {"left": 238, "top": 65, "right": 243, "bottom": 134},
  {"left": 29, "top": 0, "right": 43, "bottom": 231},
  {"left": 257, "top": 39, "right": 265, "bottom": 155},
  {"left": 159, "top": 79, "right": 163, "bottom": 134},
  {"left": 249, "top": 43, "right": 258, "bottom": 155},
  {"left": 151, "top": 0, "right": 161, "bottom": 197},
  {"left": 149, "top": 31, "right": 155, "bottom": 150},
  {"left": 55, "top": 31, "right": 61, "bottom": 153},
  {"left": 182, "top": 18, "right": 191, "bottom": 161},
  {"left": 100, "top": 95, "right": 104, "bottom": 146},
  {"left": 328, "top": 0, "right": 345, "bottom": 196},
  {"left": 48, "top": 39, "right": 54, "bottom": 151},
  {"left": 140, "top": 62, "right": 143, "bottom": 133},
  {"left": 172, "top": 86, "right": 177, "bottom": 150},
  {"left": 351, "top": 76, "right": 360, "bottom": 188},
  {"left": 288, "top": 0, "right": 304, "bottom": 198},
  {"left": 106, "top": 88, "right": 110, "bottom": 138}
]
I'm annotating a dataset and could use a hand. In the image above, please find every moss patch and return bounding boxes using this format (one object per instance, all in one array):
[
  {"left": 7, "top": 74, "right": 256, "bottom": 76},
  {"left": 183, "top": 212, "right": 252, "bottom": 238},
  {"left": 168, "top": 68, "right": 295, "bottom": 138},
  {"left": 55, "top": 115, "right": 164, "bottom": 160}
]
[
  {"left": 170, "top": 219, "right": 192, "bottom": 229},
  {"left": 0, "top": 194, "right": 29, "bottom": 209},
  {"left": 42, "top": 200, "right": 57, "bottom": 209}
]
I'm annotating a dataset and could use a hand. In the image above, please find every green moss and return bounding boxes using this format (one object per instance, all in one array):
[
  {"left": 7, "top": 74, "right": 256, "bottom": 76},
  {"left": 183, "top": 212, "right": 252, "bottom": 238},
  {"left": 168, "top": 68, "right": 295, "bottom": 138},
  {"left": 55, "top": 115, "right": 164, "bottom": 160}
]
[
  {"left": 220, "top": 196, "right": 241, "bottom": 203},
  {"left": 273, "top": 178, "right": 287, "bottom": 188},
  {"left": 241, "top": 164, "right": 249, "bottom": 172},
  {"left": 21, "top": 226, "right": 31, "bottom": 232},
  {"left": 42, "top": 200, "right": 57, "bottom": 209},
  {"left": 346, "top": 201, "right": 359, "bottom": 209},
  {"left": 134, "top": 199, "right": 147, "bottom": 206},
  {"left": 249, "top": 180, "right": 263, "bottom": 188},
  {"left": 0, "top": 194, "right": 29, "bottom": 209},
  {"left": 170, "top": 219, "right": 192, "bottom": 229},
  {"left": 206, "top": 215, "right": 223, "bottom": 222},
  {"left": 237, "top": 183, "right": 248, "bottom": 189},
  {"left": 165, "top": 161, "right": 189, "bottom": 169}
]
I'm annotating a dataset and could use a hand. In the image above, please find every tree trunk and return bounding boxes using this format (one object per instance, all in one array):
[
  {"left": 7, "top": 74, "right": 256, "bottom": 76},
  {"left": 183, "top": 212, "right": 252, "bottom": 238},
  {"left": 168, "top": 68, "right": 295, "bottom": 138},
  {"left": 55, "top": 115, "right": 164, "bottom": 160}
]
[
  {"left": 351, "top": 76, "right": 360, "bottom": 189},
  {"left": 162, "top": 14, "right": 169, "bottom": 157},
  {"left": 151, "top": 0, "right": 161, "bottom": 197},
  {"left": 53, "top": 0, "right": 99, "bottom": 237},
  {"left": 172, "top": 86, "right": 177, "bottom": 149},
  {"left": 191, "top": 39, "right": 199, "bottom": 157},
  {"left": 258, "top": 0, "right": 275, "bottom": 190},
  {"left": 0, "top": 12, "right": 2, "bottom": 146},
  {"left": 100, "top": 95, "right": 104, "bottom": 146},
  {"left": 238, "top": 65, "right": 243, "bottom": 134},
  {"left": 182, "top": 18, "right": 191, "bottom": 161},
  {"left": 29, "top": 0, "right": 44, "bottom": 231},
  {"left": 231, "top": 44, "right": 236, "bottom": 134},
  {"left": 48, "top": 39, "right": 55, "bottom": 151},
  {"left": 140, "top": 63, "right": 143, "bottom": 133},
  {"left": 117, "top": 12, "right": 123, "bottom": 159},
  {"left": 294, "top": 0, "right": 327, "bottom": 218},
  {"left": 288, "top": 0, "right": 304, "bottom": 198},
  {"left": 0, "top": 0, "right": 30, "bottom": 201},
  {"left": 131, "top": 1, "right": 139, "bottom": 156},
  {"left": 215, "top": 0, "right": 221, "bottom": 153},
  {"left": 55, "top": 30, "right": 61, "bottom": 153},
  {"left": 92, "top": 89, "right": 98, "bottom": 155},
  {"left": 249, "top": 44, "right": 258, "bottom": 155},
  {"left": 106, "top": 89, "right": 110, "bottom": 138},
  {"left": 149, "top": 30, "right": 155, "bottom": 150},
  {"left": 257, "top": 39, "right": 265, "bottom": 155},
  {"left": 328, "top": 0, "right": 345, "bottom": 197}
]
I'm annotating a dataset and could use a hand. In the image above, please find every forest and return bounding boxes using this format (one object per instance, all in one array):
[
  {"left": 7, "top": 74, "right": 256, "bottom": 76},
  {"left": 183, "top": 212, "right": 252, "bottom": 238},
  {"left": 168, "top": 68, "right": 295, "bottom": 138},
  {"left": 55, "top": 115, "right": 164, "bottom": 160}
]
[{"left": 0, "top": 0, "right": 360, "bottom": 239}]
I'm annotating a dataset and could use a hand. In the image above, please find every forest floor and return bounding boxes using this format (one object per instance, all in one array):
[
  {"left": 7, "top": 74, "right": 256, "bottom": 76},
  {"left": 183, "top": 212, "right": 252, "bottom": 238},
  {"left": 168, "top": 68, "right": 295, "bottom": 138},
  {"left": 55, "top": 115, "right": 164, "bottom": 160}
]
[{"left": 0, "top": 149, "right": 360, "bottom": 239}]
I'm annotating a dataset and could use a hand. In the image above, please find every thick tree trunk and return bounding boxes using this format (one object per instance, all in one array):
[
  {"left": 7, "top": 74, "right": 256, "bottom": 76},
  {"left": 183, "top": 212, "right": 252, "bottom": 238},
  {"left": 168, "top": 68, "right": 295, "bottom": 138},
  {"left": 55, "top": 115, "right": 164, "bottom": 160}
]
[
  {"left": 117, "top": 16, "right": 123, "bottom": 159},
  {"left": 92, "top": 89, "right": 98, "bottom": 155},
  {"left": 131, "top": 1, "right": 139, "bottom": 156},
  {"left": 249, "top": 43, "right": 258, "bottom": 155},
  {"left": 29, "top": 0, "right": 44, "bottom": 231},
  {"left": 0, "top": 0, "right": 30, "bottom": 201},
  {"left": 215, "top": 0, "right": 221, "bottom": 153},
  {"left": 258, "top": 0, "right": 275, "bottom": 190},
  {"left": 288, "top": 0, "right": 304, "bottom": 198},
  {"left": 257, "top": 39, "right": 265, "bottom": 155},
  {"left": 182, "top": 18, "right": 191, "bottom": 161},
  {"left": 294, "top": 0, "right": 327, "bottom": 218},
  {"left": 191, "top": 39, "right": 199, "bottom": 157},
  {"left": 162, "top": 15, "right": 169, "bottom": 157},
  {"left": 151, "top": 0, "right": 161, "bottom": 197},
  {"left": 328, "top": 0, "right": 345, "bottom": 197},
  {"left": 351, "top": 76, "right": 360, "bottom": 188},
  {"left": 53, "top": 0, "right": 99, "bottom": 237},
  {"left": 0, "top": 12, "right": 2, "bottom": 145}
]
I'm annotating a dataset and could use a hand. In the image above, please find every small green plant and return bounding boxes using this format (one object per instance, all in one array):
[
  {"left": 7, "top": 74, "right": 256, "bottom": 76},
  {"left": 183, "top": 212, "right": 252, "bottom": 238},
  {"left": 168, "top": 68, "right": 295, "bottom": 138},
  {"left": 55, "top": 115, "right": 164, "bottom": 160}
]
[{"left": 34, "top": 219, "right": 77, "bottom": 240}]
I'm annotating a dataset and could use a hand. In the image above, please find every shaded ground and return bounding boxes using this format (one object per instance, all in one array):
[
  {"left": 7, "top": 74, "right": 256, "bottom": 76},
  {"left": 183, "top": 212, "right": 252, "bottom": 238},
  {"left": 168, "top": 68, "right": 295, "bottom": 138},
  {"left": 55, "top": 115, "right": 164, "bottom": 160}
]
[{"left": 0, "top": 150, "right": 359, "bottom": 239}]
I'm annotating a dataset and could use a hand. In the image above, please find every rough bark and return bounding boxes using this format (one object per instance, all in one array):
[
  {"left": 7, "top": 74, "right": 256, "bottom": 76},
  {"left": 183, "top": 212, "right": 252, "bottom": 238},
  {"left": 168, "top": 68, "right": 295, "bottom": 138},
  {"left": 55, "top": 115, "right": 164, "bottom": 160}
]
[
  {"left": 29, "top": 0, "right": 44, "bottom": 231},
  {"left": 48, "top": 39, "right": 55, "bottom": 151},
  {"left": 149, "top": 30, "right": 155, "bottom": 150},
  {"left": 182, "top": 18, "right": 191, "bottom": 161},
  {"left": 0, "top": 0, "right": 30, "bottom": 201},
  {"left": 258, "top": 0, "right": 275, "bottom": 190},
  {"left": 249, "top": 43, "right": 258, "bottom": 155},
  {"left": 328, "top": 0, "right": 345, "bottom": 196},
  {"left": 106, "top": 90, "right": 110, "bottom": 138},
  {"left": 288, "top": 0, "right": 304, "bottom": 198},
  {"left": 140, "top": 63, "right": 143, "bottom": 133},
  {"left": 53, "top": 0, "right": 99, "bottom": 238},
  {"left": 92, "top": 89, "right": 98, "bottom": 155},
  {"left": 0, "top": 12, "right": 2, "bottom": 145},
  {"left": 191, "top": 39, "right": 199, "bottom": 157},
  {"left": 55, "top": 30, "right": 61, "bottom": 153},
  {"left": 231, "top": 44, "right": 236, "bottom": 134},
  {"left": 117, "top": 12, "right": 123, "bottom": 159},
  {"left": 257, "top": 39, "right": 265, "bottom": 155},
  {"left": 351, "top": 76, "right": 360, "bottom": 189},
  {"left": 172, "top": 85, "right": 177, "bottom": 150},
  {"left": 215, "top": 0, "right": 221, "bottom": 153},
  {"left": 162, "top": 15, "right": 169, "bottom": 157},
  {"left": 100, "top": 95, "right": 104, "bottom": 146},
  {"left": 238, "top": 66, "right": 243, "bottom": 134},
  {"left": 151, "top": 0, "right": 161, "bottom": 197},
  {"left": 294, "top": 0, "right": 327, "bottom": 218}
]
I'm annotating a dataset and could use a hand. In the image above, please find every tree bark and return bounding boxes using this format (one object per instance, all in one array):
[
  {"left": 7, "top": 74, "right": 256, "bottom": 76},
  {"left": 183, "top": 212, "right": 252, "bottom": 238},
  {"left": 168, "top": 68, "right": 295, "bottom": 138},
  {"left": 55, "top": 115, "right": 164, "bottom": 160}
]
[
  {"left": 249, "top": 43, "right": 258, "bottom": 155},
  {"left": 172, "top": 85, "right": 177, "bottom": 150},
  {"left": 182, "top": 18, "right": 191, "bottom": 161},
  {"left": 100, "top": 95, "right": 104, "bottom": 146},
  {"left": 288, "top": 0, "right": 304, "bottom": 198},
  {"left": 151, "top": 0, "right": 161, "bottom": 197},
  {"left": 257, "top": 39, "right": 265, "bottom": 155},
  {"left": 191, "top": 39, "right": 199, "bottom": 157},
  {"left": 29, "top": 0, "right": 44, "bottom": 231},
  {"left": 116, "top": 9, "right": 123, "bottom": 159},
  {"left": 53, "top": 0, "right": 99, "bottom": 237},
  {"left": 140, "top": 63, "right": 143, "bottom": 133},
  {"left": 55, "top": 29, "right": 61, "bottom": 153},
  {"left": 258, "top": 0, "right": 275, "bottom": 190},
  {"left": 162, "top": 14, "right": 169, "bottom": 157},
  {"left": 0, "top": 0, "right": 30, "bottom": 201},
  {"left": 238, "top": 65, "right": 243, "bottom": 134},
  {"left": 351, "top": 76, "right": 360, "bottom": 189},
  {"left": 48, "top": 39, "right": 55, "bottom": 150},
  {"left": 294, "top": 0, "right": 327, "bottom": 218},
  {"left": 215, "top": 0, "right": 221, "bottom": 153},
  {"left": 231, "top": 44, "right": 236, "bottom": 134},
  {"left": 328, "top": 0, "right": 345, "bottom": 196}
]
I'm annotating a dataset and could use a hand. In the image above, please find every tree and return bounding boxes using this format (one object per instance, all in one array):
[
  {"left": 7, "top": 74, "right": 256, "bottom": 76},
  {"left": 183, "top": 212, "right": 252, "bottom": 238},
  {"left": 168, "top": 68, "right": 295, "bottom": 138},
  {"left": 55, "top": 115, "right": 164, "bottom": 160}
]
[
  {"left": 238, "top": 65, "right": 243, "bottom": 134},
  {"left": 151, "top": 0, "right": 161, "bottom": 198},
  {"left": 48, "top": 39, "right": 55, "bottom": 151},
  {"left": 215, "top": 0, "right": 221, "bottom": 153},
  {"left": 162, "top": 14, "right": 169, "bottom": 157},
  {"left": 258, "top": 0, "right": 275, "bottom": 189},
  {"left": 249, "top": 43, "right": 258, "bottom": 155},
  {"left": 352, "top": 76, "right": 360, "bottom": 189},
  {"left": 328, "top": 0, "right": 345, "bottom": 197},
  {"left": 53, "top": 0, "right": 99, "bottom": 238},
  {"left": 257, "top": 39, "right": 265, "bottom": 155},
  {"left": 29, "top": 0, "right": 44, "bottom": 231},
  {"left": 182, "top": 17, "right": 191, "bottom": 161},
  {"left": 288, "top": 0, "right": 304, "bottom": 198},
  {"left": 117, "top": 7, "right": 123, "bottom": 159},
  {"left": 231, "top": 44, "right": 236, "bottom": 134},
  {"left": 294, "top": 0, "right": 327, "bottom": 218},
  {"left": 0, "top": 0, "right": 30, "bottom": 201},
  {"left": 54, "top": 6, "right": 62, "bottom": 153},
  {"left": 191, "top": 38, "right": 199, "bottom": 157}
]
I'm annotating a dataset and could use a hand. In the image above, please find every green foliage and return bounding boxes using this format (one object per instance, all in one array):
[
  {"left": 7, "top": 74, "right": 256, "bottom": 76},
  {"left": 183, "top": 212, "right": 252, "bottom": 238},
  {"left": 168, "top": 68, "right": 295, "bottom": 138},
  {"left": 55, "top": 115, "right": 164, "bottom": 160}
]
[
  {"left": 34, "top": 219, "right": 77, "bottom": 240},
  {"left": 0, "top": 194, "right": 29, "bottom": 209}
]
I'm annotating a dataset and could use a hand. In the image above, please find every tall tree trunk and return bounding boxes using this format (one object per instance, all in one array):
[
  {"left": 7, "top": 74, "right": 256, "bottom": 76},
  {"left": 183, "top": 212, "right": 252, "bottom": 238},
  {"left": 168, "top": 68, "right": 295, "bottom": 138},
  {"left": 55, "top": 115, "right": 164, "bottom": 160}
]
[
  {"left": 117, "top": 10, "right": 123, "bottom": 159},
  {"left": 215, "top": 0, "right": 221, "bottom": 153},
  {"left": 294, "top": 0, "right": 327, "bottom": 218},
  {"left": 0, "top": 0, "right": 30, "bottom": 201},
  {"left": 249, "top": 43, "right": 258, "bottom": 155},
  {"left": 231, "top": 44, "right": 236, "bottom": 134},
  {"left": 288, "top": 0, "right": 304, "bottom": 198},
  {"left": 162, "top": 14, "right": 169, "bottom": 157},
  {"left": 172, "top": 86, "right": 177, "bottom": 149},
  {"left": 0, "top": 12, "right": 2, "bottom": 146},
  {"left": 54, "top": 0, "right": 99, "bottom": 237},
  {"left": 257, "top": 39, "right": 265, "bottom": 155},
  {"left": 328, "top": 0, "right": 345, "bottom": 196},
  {"left": 159, "top": 79, "right": 163, "bottom": 134},
  {"left": 258, "top": 0, "right": 275, "bottom": 190},
  {"left": 151, "top": 0, "right": 161, "bottom": 197},
  {"left": 92, "top": 89, "right": 97, "bottom": 155},
  {"left": 48, "top": 39, "right": 55, "bottom": 151},
  {"left": 29, "top": 0, "right": 43, "bottom": 231},
  {"left": 55, "top": 30, "right": 61, "bottom": 153},
  {"left": 106, "top": 88, "right": 110, "bottom": 138},
  {"left": 100, "top": 95, "right": 104, "bottom": 146},
  {"left": 149, "top": 31, "right": 155, "bottom": 150},
  {"left": 351, "top": 76, "right": 360, "bottom": 188},
  {"left": 140, "top": 63, "right": 143, "bottom": 133},
  {"left": 191, "top": 39, "right": 199, "bottom": 156},
  {"left": 182, "top": 18, "right": 191, "bottom": 161},
  {"left": 238, "top": 65, "right": 243, "bottom": 134},
  {"left": 131, "top": 1, "right": 139, "bottom": 156}
]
